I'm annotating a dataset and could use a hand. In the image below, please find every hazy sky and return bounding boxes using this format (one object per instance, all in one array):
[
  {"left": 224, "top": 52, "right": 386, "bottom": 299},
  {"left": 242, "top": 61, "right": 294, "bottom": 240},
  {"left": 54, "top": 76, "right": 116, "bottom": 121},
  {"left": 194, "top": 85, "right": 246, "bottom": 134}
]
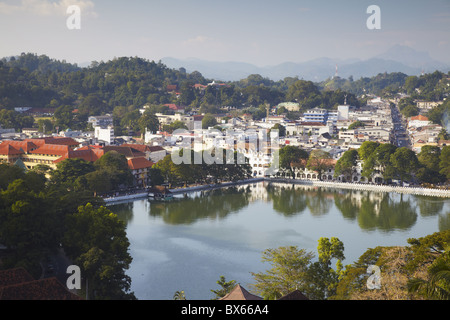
[{"left": 1, "top": 0, "right": 449, "bottom": 66}]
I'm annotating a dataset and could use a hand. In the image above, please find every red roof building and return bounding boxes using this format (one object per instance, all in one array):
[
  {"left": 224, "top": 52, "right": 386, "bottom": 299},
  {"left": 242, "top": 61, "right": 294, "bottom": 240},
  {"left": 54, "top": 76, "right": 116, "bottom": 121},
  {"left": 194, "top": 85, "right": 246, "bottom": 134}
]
[
  {"left": 127, "top": 157, "right": 155, "bottom": 187},
  {"left": 220, "top": 285, "right": 263, "bottom": 301},
  {"left": 0, "top": 268, "right": 82, "bottom": 300}
]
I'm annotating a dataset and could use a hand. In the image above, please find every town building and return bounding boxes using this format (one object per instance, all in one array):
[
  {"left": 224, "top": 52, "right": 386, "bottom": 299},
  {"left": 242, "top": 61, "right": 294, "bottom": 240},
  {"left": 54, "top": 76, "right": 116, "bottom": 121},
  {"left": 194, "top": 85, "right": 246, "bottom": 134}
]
[
  {"left": 88, "top": 115, "right": 114, "bottom": 128},
  {"left": 303, "top": 108, "right": 329, "bottom": 124}
]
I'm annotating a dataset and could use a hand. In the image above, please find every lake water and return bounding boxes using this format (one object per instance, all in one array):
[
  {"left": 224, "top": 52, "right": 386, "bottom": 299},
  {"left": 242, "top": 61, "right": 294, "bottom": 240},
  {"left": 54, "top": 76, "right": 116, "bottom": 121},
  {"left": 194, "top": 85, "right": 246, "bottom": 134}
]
[{"left": 108, "top": 181, "right": 450, "bottom": 300}]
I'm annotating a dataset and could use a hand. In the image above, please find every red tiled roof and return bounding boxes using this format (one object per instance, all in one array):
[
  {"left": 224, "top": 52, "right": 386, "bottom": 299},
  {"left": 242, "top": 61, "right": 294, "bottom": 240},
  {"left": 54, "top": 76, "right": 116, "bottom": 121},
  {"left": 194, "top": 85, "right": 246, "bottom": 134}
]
[
  {"left": 54, "top": 146, "right": 105, "bottom": 164},
  {"left": 28, "top": 137, "right": 79, "bottom": 147},
  {"left": 410, "top": 115, "right": 429, "bottom": 121},
  {"left": 29, "top": 144, "right": 71, "bottom": 157},
  {"left": 148, "top": 146, "right": 165, "bottom": 152},
  {"left": 220, "top": 285, "right": 263, "bottom": 301},
  {"left": 0, "top": 268, "right": 34, "bottom": 288},
  {"left": 0, "top": 140, "right": 38, "bottom": 153},
  {"left": 0, "top": 144, "right": 24, "bottom": 156},
  {"left": 128, "top": 157, "right": 155, "bottom": 170},
  {"left": 0, "top": 268, "right": 82, "bottom": 300},
  {"left": 0, "top": 278, "right": 82, "bottom": 300},
  {"left": 121, "top": 144, "right": 151, "bottom": 153}
]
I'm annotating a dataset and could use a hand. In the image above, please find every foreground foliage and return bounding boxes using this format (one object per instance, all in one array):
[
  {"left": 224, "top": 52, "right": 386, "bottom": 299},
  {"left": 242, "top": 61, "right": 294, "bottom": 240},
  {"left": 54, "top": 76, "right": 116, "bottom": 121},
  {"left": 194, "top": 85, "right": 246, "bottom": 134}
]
[{"left": 0, "top": 163, "right": 135, "bottom": 299}]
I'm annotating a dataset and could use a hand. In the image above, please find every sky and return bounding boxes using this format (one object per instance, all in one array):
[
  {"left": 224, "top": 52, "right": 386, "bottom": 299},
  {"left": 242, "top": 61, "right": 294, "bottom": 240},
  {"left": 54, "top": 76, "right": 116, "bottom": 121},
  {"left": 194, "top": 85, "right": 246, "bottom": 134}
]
[{"left": 0, "top": 0, "right": 449, "bottom": 67}]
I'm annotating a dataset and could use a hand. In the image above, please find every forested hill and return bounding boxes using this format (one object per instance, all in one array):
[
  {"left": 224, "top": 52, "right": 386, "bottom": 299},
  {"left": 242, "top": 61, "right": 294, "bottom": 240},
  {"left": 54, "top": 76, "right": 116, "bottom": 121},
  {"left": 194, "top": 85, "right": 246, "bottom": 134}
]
[
  {"left": 0, "top": 53, "right": 448, "bottom": 119},
  {"left": 0, "top": 53, "right": 209, "bottom": 111}
]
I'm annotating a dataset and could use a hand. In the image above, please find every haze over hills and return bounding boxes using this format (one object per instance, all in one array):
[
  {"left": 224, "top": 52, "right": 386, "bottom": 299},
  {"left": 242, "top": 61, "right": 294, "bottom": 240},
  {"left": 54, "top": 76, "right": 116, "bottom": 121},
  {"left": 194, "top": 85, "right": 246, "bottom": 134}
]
[{"left": 162, "top": 45, "right": 450, "bottom": 82}]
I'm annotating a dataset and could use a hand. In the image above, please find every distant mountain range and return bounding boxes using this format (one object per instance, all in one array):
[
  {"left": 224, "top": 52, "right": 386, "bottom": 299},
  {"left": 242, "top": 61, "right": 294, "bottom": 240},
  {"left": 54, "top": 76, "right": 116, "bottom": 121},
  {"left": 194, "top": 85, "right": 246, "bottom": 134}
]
[{"left": 161, "top": 45, "right": 450, "bottom": 82}]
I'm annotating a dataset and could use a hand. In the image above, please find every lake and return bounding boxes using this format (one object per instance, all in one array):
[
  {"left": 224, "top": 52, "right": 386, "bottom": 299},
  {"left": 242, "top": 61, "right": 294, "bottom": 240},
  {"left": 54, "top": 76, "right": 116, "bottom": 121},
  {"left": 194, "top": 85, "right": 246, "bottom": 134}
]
[{"left": 108, "top": 181, "right": 450, "bottom": 300}]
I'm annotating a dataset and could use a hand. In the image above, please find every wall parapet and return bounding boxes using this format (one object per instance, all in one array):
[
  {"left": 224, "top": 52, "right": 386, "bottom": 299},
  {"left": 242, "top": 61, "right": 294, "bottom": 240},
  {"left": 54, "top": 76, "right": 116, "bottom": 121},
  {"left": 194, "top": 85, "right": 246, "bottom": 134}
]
[{"left": 267, "top": 178, "right": 450, "bottom": 198}]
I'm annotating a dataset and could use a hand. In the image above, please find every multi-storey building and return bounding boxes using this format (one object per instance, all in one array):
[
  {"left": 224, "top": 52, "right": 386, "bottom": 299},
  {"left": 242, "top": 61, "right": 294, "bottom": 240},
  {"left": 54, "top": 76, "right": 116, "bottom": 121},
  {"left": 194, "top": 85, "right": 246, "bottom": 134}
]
[
  {"left": 303, "top": 108, "right": 329, "bottom": 124},
  {"left": 0, "top": 137, "right": 79, "bottom": 170}
]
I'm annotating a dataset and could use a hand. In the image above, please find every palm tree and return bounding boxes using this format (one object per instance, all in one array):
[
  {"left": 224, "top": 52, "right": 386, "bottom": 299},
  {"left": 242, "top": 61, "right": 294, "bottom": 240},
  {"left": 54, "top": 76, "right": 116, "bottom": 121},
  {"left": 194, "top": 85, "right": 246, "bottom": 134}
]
[
  {"left": 173, "top": 290, "right": 187, "bottom": 300},
  {"left": 407, "top": 253, "right": 450, "bottom": 300}
]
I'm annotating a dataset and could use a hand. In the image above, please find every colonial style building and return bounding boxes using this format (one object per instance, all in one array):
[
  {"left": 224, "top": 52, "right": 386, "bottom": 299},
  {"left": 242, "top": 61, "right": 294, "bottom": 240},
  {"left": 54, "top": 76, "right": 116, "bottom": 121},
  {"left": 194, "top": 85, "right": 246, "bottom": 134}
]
[
  {"left": 0, "top": 137, "right": 79, "bottom": 170},
  {"left": 0, "top": 139, "right": 163, "bottom": 187}
]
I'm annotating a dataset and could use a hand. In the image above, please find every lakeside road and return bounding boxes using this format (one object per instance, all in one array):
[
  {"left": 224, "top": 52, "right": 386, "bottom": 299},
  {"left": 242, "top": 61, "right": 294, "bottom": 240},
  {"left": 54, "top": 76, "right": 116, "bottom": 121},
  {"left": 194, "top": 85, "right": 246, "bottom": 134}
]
[{"left": 104, "top": 178, "right": 450, "bottom": 204}]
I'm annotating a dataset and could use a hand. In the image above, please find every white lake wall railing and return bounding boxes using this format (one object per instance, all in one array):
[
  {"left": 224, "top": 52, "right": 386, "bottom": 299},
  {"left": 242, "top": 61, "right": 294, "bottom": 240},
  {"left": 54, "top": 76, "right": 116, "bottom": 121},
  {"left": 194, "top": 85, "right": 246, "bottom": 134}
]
[
  {"left": 103, "top": 177, "right": 450, "bottom": 204},
  {"left": 268, "top": 178, "right": 450, "bottom": 198}
]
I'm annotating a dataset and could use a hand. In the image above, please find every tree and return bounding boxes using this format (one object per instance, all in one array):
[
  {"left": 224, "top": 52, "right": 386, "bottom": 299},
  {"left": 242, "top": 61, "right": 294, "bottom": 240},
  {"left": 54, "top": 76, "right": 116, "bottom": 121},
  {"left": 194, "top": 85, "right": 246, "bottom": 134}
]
[
  {"left": 62, "top": 204, "right": 135, "bottom": 300},
  {"left": 439, "top": 146, "right": 450, "bottom": 181},
  {"left": 363, "top": 143, "right": 397, "bottom": 181},
  {"left": 390, "top": 147, "right": 420, "bottom": 183},
  {"left": 286, "top": 80, "right": 320, "bottom": 103},
  {"left": 348, "top": 121, "right": 365, "bottom": 130},
  {"left": 138, "top": 111, "right": 160, "bottom": 134},
  {"left": 438, "top": 129, "right": 450, "bottom": 141},
  {"left": 95, "top": 151, "right": 133, "bottom": 190},
  {"left": 154, "top": 154, "right": 180, "bottom": 187},
  {"left": 270, "top": 123, "right": 286, "bottom": 137},
  {"left": 278, "top": 146, "right": 309, "bottom": 178},
  {"left": 202, "top": 113, "right": 217, "bottom": 129},
  {"left": 418, "top": 145, "right": 441, "bottom": 173},
  {"left": 307, "top": 237, "right": 345, "bottom": 300},
  {"left": 0, "top": 163, "right": 26, "bottom": 190},
  {"left": 51, "top": 158, "right": 95, "bottom": 187},
  {"left": 173, "top": 290, "right": 187, "bottom": 300},
  {"left": 404, "top": 76, "right": 419, "bottom": 94},
  {"left": 401, "top": 104, "right": 420, "bottom": 118},
  {"left": 407, "top": 250, "right": 450, "bottom": 300},
  {"left": 211, "top": 276, "right": 236, "bottom": 300},
  {"left": 334, "top": 149, "right": 358, "bottom": 181},
  {"left": 0, "top": 173, "right": 61, "bottom": 276},
  {"left": 307, "top": 150, "right": 334, "bottom": 181},
  {"left": 77, "top": 170, "right": 112, "bottom": 197},
  {"left": 54, "top": 105, "right": 75, "bottom": 130},
  {"left": 406, "top": 231, "right": 450, "bottom": 300},
  {"left": 250, "top": 246, "right": 314, "bottom": 300},
  {"left": 163, "top": 120, "right": 188, "bottom": 133},
  {"left": 148, "top": 167, "right": 165, "bottom": 186},
  {"left": 358, "top": 141, "right": 380, "bottom": 162}
]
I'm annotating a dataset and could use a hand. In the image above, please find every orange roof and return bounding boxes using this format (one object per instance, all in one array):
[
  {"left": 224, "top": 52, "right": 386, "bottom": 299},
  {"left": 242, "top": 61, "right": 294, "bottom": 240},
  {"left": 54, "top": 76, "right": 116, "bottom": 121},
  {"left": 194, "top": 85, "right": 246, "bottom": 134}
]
[
  {"left": 0, "top": 268, "right": 81, "bottom": 300},
  {"left": 54, "top": 147, "right": 105, "bottom": 164},
  {"left": 410, "top": 115, "right": 429, "bottom": 121},
  {"left": 27, "top": 137, "right": 79, "bottom": 147},
  {"left": 128, "top": 157, "right": 155, "bottom": 170},
  {"left": 121, "top": 143, "right": 151, "bottom": 153},
  {"left": 0, "top": 144, "right": 24, "bottom": 156},
  {"left": 0, "top": 140, "right": 38, "bottom": 153},
  {"left": 30, "top": 144, "right": 71, "bottom": 156}
]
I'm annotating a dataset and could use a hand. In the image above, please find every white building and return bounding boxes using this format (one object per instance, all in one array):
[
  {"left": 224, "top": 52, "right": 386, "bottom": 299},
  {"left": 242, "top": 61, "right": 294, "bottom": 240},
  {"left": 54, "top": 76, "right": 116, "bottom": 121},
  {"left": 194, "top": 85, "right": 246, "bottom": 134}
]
[
  {"left": 303, "top": 108, "right": 328, "bottom": 123},
  {"left": 408, "top": 115, "right": 431, "bottom": 128},
  {"left": 88, "top": 115, "right": 113, "bottom": 128},
  {"left": 94, "top": 126, "right": 114, "bottom": 145}
]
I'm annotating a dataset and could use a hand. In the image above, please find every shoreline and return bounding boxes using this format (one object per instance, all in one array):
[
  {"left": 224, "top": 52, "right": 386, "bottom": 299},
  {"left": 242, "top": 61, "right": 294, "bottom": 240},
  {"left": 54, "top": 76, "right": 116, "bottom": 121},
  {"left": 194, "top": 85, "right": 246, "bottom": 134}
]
[
  {"left": 268, "top": 178, "right": 450, "bottom": 198},
  {"left": 103, "top": 177, "right": 450, "bottom": 204}
]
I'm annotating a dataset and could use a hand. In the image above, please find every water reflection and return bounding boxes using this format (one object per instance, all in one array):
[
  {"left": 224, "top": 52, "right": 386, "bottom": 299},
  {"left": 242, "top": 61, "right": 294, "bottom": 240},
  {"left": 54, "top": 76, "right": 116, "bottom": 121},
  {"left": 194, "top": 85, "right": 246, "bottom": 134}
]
[
  {"left": 110, "top": 182, "right": 449, "bottom": 233},
  {"left": 148, "top": 186, "right": 252, "bottom": 225}
]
